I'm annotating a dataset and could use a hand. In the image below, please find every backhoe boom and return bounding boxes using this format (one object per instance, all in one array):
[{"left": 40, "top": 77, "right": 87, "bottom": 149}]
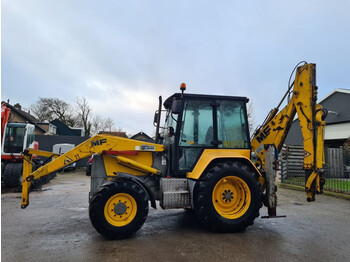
[{"left": 251, "top": 63, "right": 327, "bottom": 201}]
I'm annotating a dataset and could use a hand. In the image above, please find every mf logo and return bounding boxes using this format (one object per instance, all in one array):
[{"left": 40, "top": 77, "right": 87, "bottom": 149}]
[
  {"left": 91, "top": 138, "right": 107, "bottom": 147},
  {"left": 256, "top": 126, "right": 271, "bottom": 143}
]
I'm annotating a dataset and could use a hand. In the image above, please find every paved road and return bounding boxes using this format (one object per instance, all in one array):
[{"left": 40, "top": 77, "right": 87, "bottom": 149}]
[{"left": 2, "top": 170, "right": 350, "bottom": 262}]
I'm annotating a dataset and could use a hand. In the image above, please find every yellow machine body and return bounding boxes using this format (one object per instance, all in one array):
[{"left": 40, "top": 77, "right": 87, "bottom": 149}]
[
  {"left": 21, "top": 135, "right": 164, "bottom": 208},
  {"left": 102, "top": 152, "right": 155, "bottom": 177}
]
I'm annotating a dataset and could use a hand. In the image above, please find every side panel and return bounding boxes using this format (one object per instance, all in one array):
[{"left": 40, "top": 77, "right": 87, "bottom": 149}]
[
  {"left": 90, "top": 154, "right": 107, "bottom": 199},
  {"left": 103, "top": 152, "right": 154, "bottom": 177},
  {"left": 186, "top": 149, "right": 262, "bottom": 180}
]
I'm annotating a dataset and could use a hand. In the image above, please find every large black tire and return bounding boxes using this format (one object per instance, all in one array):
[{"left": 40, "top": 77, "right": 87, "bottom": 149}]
[
  {"left": 194, "top": 161, "right": 262, "bottom": 233},
  {"left": 3, "top": 163, "right": 23, "bottom": 188},
  {"left": 89, "top": 180, "right": 149, "bottom": 239}
]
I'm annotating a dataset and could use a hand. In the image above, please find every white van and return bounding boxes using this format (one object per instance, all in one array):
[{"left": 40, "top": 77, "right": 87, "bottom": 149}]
[{"left": 52, "top": 143, "right": 76, "bottom": 172}]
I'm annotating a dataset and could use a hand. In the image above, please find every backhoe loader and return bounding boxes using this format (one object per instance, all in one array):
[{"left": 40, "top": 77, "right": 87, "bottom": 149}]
[{"left": 20, "top": 62, "right": 327, "bottom": 239}]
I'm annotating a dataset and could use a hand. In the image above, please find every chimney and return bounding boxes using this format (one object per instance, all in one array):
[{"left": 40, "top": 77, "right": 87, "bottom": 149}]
[{"left": 14, "top": 103, "right": 22, "bottom": 111}]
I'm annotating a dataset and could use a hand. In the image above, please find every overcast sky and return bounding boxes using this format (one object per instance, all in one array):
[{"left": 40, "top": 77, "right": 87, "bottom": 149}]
[{"left": 2, "top": 0, "right": 350, "bottom": 136}]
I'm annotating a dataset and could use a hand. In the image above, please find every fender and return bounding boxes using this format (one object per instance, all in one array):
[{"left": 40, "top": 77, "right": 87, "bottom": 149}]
[
  {"left": 186, "top": 149, "right": 264, "bottom": 184},
  {"left": 114, "top": 172, "right": 157, "bottom": 209}
]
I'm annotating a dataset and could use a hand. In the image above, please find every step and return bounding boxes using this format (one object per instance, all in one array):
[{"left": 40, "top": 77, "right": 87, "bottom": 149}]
[{"left": 160, "top": 178, "right": 191, "bottom": 209}]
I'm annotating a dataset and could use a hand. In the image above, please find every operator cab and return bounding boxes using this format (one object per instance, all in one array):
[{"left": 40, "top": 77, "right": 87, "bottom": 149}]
[
  {"left": 2, "top": 123, "right": 35, "bottom": 155},
  {"left": 159, "top": 86, "right": 250, "bottom": 178}
]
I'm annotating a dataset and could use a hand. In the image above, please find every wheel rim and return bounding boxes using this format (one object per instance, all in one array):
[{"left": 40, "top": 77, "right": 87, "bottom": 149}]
[
  {"left": 104, "top": 193, "right": 137, "bottom": 227},
  {"left": 212, "top": 176, "right": 251, "bottom": 219}
]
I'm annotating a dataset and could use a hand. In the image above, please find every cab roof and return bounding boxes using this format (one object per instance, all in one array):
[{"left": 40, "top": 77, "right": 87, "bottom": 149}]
[{"left": 164, "top": 93, "right": 249, "bottom": 109}]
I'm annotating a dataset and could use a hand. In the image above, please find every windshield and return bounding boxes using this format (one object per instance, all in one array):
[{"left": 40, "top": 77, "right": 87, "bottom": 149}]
[{"left": 3, "top": 125, "right": 26, "bottom": 153}]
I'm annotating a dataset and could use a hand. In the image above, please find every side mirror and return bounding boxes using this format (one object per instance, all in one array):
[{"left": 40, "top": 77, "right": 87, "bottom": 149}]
[
  {"left": 171, "top": 100, "right": 183, "bottom": 114},
  {"left": 153, "top": 112, "right": 159, "bottom": 125}
]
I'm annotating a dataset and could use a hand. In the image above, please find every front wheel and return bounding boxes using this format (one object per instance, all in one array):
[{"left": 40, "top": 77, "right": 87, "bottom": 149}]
[
  {"left": 89, "top": 180, "right": 149, "bottom": 239},
  {"left": 194, "top": 161, "right": 262, "bottom": 233},
  {"left": 3, "top": 163, "right": 23, "bottom": 188}
]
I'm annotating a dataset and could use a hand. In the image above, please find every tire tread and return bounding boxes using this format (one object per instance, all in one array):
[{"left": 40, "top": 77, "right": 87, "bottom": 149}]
[
  {"left": 89, "top": 180, "right": 149, "bottom": 239},
  {"left": 194, "top": 161, "right": 262, "bottom": 233}
]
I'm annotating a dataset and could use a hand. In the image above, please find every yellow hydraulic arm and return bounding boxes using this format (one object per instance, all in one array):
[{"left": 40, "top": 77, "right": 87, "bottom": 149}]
[
  {"left": 21, "top": 135, "right": 164, "bottom": 208},
  {"left": 251, "top": 63, "right": 327, "bottom": 201}
]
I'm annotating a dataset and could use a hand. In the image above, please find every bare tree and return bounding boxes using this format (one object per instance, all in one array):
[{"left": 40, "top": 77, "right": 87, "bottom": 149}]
[
  {"left": 247, "top": 101, "right": 256, "bottom": 135},
  {"left": 91, "top": 116, "right": 122, "bottom": 135},
  {"left": 91, "top": 115, "right": 103, "bottom": 135},
  {"left": 115, "top": 127, "right": 124, "bottom": 132},
  {"left": 31, "top": 98, "right": 75, "bottom": 126},
  {"left": 103, "top": 117, "right": 115, "bottom": 132},
  {"left": 75, "top": 97, "right": 92, "bottom": 136},
  {"left": 31, "top": 101, "right": 51, "bottom": 122},
  {"left": 31, "top": 97, "right": 120, "bottom": 137}
]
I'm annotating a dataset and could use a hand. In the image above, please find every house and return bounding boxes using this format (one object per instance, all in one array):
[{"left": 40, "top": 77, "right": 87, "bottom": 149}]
[
  {"left": 50, "top": 119, "right": 85, "bottom": 137},
  {"left": 130, "top": 131, "right": 155, "bottom": 143},
  {"left": 2, "top": 102, "right": 46, "bottom": 135},
  {"left": 36, "top": 121, "right": 57, "bottom": 135},
  {"left": 284, "top": 88, "right": 350, "bottom": 148}
]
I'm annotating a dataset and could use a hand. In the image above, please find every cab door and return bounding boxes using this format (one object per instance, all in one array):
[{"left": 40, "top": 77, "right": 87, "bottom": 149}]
[{"left": 176, "top": 99, "right": 215, "bottom": 176}]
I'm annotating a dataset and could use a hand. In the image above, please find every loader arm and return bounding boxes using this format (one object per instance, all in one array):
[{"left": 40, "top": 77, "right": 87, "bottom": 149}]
[
  {"left": 21, "top": 134, "right": 164, "bottom": 208},
  {"left": 251, "top": 63, "right": 327, "bottom": 201}
]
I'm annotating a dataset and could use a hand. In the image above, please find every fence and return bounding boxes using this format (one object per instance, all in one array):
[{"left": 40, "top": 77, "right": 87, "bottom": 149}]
[{"left": 280, "top": 145, "right": 350, "bottom": 194}]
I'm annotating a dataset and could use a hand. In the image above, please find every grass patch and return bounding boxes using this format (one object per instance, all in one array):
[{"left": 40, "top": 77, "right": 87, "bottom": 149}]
[
  {"left": 324, "top": 178, "right": 350, "bottom": 192},
  {"left": 282, "top": 177, "right": 350, "bottom": 193}
]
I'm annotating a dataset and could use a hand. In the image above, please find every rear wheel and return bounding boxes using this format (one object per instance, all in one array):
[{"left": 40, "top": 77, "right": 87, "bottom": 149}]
[
  {"left": 3, "top": 163, "right": 23, "bottom": 188},
  {"left": 194, "top": 161, "right": 262, "bottom": 232},
  {"left": 89, "top": 180, "right": 149, "bottom": 239}
]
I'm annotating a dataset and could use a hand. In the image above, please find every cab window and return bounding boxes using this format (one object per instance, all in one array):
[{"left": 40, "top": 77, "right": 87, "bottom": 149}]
[
  {"left": 217, "top": 100, "right": 249, "bottom": 149},
  {"left": 163, "top": 109, "right": 178, "bottom": 145},
  {"left": 3, "top": 126, "right": 26, "bottom": 153},
  {"left": 26, "top": 126, "right": 35, "bottom": 148},
  {"left": 179, "top": 100, "right": 214, "bottom": 147},
  {"left": 178, "top": 100, "right": 214, "bottom": 171}
]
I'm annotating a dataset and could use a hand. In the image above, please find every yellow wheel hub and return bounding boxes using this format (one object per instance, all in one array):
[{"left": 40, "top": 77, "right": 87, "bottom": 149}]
[
  {"left": 104, "top": 193, "right": 137, "bottom": 227},
  {"left": 212, "top": 176, "right": 251, "bottom": 219}
]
